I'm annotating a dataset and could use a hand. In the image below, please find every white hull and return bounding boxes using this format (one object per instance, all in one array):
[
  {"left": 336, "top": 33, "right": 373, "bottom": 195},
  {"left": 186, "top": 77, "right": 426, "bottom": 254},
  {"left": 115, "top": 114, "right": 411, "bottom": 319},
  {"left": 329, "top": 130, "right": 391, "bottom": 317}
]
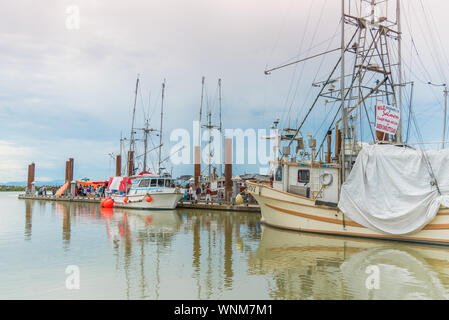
[
  {"left": 112, "top": 192, "right": 183, "bottom": 210},
  {"left": 247, "top": 182, "right": 449, "bottom": 246}
]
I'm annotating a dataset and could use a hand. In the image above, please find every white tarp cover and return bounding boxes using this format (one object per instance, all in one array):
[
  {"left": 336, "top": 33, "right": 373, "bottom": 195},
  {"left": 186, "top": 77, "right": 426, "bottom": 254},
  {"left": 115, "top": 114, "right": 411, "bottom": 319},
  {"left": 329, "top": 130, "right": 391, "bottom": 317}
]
[
  {"left": 338, "top": 144, "right": 449, "bottom": 235},
  {"left": 107, "top": 177, "right": 123, "bottom": 191}
]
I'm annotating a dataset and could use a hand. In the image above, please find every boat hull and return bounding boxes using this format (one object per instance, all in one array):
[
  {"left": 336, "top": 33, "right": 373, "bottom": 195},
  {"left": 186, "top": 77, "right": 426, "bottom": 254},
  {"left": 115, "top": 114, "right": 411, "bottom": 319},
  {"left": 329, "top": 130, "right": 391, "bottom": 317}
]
[
  {"left": 112, "top": 192, "right": 183, "bottom": 210},
  {"left": 247, "top": 182, "right": 449, "bottom": 246}
]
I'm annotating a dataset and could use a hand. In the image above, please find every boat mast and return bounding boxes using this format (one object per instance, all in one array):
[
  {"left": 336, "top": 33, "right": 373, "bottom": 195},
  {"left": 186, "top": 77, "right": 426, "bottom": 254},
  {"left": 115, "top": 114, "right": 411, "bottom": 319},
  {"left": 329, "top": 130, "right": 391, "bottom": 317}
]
[
  {"left": 444, "top": 87, "right": 448, "bottom": 149},
  {"left": 208, "top": 107, "right": 212, "bottom": 181},
  {"left": 129, "top": 75, "right": 139, "bottom": 153},
  {"left": 218, "top": 78, "right": 223, "bottom": 177},
  {"left": 396, "top": 0, "right": 403, "bottom": 143},
  {"left": 158, "top": 79, "right": 165, "bottom": 174},
  {"left": 143, "top": 119, "right": 149, "bottom": 172},
  {"left": 340, "top": 0, "right": 347, "bottom": 182},
  {"left": 199, "top": 76, "right": 205, "bottom": 147}
]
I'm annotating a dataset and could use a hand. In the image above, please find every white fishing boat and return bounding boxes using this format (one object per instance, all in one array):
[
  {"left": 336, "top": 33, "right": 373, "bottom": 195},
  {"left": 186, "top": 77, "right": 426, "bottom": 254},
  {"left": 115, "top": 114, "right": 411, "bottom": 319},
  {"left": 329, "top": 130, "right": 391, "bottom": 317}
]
[
  {"left": 107, "top": 77, "right": 183, "bottom": 210},
  {"left": 110, "top": 173, "right": 183, "bottom": 210},
  {"left": 248, "top": 0, "right": 449, "bottom": 245}
]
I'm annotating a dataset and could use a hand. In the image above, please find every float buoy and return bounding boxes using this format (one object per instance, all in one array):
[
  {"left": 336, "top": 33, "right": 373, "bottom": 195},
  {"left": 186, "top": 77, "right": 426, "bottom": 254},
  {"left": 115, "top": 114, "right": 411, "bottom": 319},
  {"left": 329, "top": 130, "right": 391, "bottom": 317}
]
[
  {"left": 104, "top": 198, "right": 114, "bottom": 208},
  {"left": 145, "top": 196, "right": 153, "bottom": 203},
  {"left": 124, "top": 197, "right": 129, "bottom": 203}
]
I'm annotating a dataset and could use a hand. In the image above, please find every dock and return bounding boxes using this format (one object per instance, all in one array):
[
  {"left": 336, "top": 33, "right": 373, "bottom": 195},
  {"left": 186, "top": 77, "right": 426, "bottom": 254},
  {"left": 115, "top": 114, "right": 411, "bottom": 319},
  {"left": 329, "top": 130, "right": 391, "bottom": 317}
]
[
  {"left": 18, "top": 194, "right": 260, "bottom": 213},
  {"left": 177, "top": 200, "right": 260, "bottom": 212}
]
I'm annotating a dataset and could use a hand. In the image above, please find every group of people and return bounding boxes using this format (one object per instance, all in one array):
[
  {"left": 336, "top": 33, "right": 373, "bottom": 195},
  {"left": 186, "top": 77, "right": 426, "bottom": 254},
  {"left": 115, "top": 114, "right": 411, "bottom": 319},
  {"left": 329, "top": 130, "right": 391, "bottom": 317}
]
[
  {"left": 37, "top": 186, "right": 56, "bottom": 196},
  {"left": 185, "top": 183, "right": 212, "bottom": 203},
  {"left": 76, "top": 184, "right": 106, "bottom": 197}
]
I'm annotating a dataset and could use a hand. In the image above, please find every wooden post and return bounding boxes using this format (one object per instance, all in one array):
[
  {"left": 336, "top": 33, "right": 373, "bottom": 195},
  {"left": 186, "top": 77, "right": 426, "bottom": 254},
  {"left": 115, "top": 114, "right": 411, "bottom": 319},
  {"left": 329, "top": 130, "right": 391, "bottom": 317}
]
[
  {"left": 30, "top": 163, "right": 35, "bottom": 194},
  {"left": 27, "top": 164, "right": 31, "bottom": 193},
  {"left": 326, "top": 130, "right": 332, "bottom": 163},
  {"left": 224, "top": 138, "right": 232, "bottom": 202},
  {"left": 116, "top": 155, "right": 122, "bottom": 176},
  {"left": 69, "top": 158, "right": 74, "bottom": 182},
  {"left": 127, "top": 150, "right": 134, "bottom": 177},
  {"left": 335, "top": 126, "right": 342, "bottom": 158},
  {"left": 27, "top": 163, "right": 35, "bottom": 194},
  {"left": 194, "top": 146, "right": 201, "bottom": 188},
  {"left": 65, "top": 161, "right": 70, "bottom": 183}
]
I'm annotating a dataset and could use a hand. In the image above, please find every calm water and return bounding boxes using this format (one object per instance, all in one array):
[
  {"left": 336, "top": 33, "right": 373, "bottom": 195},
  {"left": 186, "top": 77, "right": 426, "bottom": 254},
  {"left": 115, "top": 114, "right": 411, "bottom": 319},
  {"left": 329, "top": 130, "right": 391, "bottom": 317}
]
[{"left": 2, "top": 192, "right": 449, "bottom": 299}]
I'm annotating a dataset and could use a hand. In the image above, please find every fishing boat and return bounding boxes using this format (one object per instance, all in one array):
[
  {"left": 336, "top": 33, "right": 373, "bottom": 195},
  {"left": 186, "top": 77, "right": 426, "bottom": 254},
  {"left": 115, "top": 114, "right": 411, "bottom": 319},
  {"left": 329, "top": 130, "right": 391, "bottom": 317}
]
[
  {"left": 247, "top": 0, "right": 449, "bottom": 245},
  {"left": 110, "top": 172, "right": 183, "bottom": 210},
  {"left": 108, "top": 77, "right": 183, "bottom": 210}
]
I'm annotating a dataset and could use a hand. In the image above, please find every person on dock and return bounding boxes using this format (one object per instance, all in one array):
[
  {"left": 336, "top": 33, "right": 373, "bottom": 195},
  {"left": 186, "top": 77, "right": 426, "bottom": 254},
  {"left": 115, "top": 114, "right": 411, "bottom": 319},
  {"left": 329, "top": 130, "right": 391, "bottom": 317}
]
[
  {"left": 186, "top": 185, "right": 190, "bottom": 200},
  {"left": 205, "top": 185, "right": 211, "bottom": 203},
  {"left": 189, "top": 185, "right": 194, "bottom": 201},
  {"left": 195, "top": 185, "right": 201, "bottom": 203}
]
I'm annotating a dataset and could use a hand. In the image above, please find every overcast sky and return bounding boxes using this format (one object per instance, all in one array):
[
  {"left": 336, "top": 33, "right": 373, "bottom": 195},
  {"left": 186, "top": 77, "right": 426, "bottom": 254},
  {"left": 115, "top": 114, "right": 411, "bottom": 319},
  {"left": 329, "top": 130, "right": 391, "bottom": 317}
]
[{"left": 1, "top": 0, "right": 449, "bottom": 183}]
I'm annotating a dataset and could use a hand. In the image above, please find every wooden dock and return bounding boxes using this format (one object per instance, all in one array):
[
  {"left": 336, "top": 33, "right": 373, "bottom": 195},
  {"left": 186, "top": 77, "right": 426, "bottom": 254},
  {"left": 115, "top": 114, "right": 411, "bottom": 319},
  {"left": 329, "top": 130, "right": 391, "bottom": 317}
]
[
  {"left": 18, "top": 194, "right": 260, "bottom": 213},
  {"left": 18, "top": 194, "right": 101, "bottom": 203},
  {"left": 177, "top": 200, "right": 260, "bottom": 212}
]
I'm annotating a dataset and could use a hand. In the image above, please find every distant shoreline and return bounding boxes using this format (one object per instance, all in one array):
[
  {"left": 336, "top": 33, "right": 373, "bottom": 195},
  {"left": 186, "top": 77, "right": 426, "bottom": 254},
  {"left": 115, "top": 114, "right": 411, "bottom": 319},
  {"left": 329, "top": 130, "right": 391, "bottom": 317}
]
[{"left": 0, "top": 186, "right": 25, "bottom": 192}]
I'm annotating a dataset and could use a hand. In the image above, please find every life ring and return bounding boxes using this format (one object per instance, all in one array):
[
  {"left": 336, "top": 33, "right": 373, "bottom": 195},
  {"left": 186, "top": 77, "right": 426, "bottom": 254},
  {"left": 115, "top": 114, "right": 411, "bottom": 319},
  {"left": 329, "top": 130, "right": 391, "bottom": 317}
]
[{"left": 320, "top": 172, "right": 333, "bottom": 186}]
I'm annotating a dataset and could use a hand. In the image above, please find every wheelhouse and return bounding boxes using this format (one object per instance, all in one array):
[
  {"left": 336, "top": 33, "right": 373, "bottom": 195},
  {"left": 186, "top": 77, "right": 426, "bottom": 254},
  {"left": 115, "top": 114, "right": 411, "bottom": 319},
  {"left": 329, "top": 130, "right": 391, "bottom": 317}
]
[{"left": 134, "top": 177, "right": 174, "bottom": 189}]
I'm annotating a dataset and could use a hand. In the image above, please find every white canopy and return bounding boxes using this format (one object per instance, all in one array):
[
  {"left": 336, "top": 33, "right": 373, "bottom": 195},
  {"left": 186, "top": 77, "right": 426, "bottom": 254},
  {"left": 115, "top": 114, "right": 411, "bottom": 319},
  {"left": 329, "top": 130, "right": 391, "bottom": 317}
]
[{"left": 338, "top": 144, "right": 449, "bottom": 235}]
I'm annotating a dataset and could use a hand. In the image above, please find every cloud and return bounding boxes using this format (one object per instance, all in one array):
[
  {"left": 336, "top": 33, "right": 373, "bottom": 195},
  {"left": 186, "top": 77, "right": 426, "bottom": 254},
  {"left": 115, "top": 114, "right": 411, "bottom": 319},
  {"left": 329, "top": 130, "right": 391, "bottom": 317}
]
[{"left": 0, "top": 0, "right": 449, "bottom": 182}]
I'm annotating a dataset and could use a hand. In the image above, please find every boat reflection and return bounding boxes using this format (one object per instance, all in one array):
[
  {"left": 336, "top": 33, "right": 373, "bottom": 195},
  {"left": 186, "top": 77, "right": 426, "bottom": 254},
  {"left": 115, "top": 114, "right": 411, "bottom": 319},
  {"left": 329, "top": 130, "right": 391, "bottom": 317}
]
[
  {"left": 249, "top": 226, "right": 449, "bottom": 299},
  {"left": 22, "top": 200, "right": 261, "bottom": 299}
]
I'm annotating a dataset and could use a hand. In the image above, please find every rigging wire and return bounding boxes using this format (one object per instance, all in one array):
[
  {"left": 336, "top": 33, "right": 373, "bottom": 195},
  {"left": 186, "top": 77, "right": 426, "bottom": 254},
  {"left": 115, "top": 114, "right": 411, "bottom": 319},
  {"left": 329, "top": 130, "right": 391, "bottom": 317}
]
[
  {"left": 285, "top": 0, "right": 329, "bottom": 128},
  {"left": 280, "top": 0, "right": 314, "bottom": 128}
]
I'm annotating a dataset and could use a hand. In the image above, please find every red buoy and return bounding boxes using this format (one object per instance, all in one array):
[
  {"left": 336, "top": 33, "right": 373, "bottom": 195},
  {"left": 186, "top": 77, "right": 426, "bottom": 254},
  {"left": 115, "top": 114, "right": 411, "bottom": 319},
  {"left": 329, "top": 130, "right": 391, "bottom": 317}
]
[
  {"left": 104, "top": 198, "right": 114, "bottom": 208},
  {"left": 145, "top": 196, "right": 153, "bottom": 203},
  {"left": 124, "top": 197, "right": 129, "bottom": 203}
]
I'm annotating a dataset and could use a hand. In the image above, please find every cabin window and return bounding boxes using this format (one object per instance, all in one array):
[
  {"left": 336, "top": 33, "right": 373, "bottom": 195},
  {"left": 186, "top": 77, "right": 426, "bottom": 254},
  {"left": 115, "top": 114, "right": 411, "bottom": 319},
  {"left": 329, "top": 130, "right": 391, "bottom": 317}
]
[
  {"left": 165, "top": 180, "right": 171, "bottom": 187},
  {"left": 150, "top": 179, "right": 157, "bottom": 187},
  {"left": 138, "top": 179, "right": 150, "bottom": 187},
  {"left": 298, "top": 170, "right": 310, "bottom": 183},
  {"left": 158, "top": 179, "right": 164, "bottom": 187},
  {"left": 275, "top": 166, "right": 282, "bottom": 182}
]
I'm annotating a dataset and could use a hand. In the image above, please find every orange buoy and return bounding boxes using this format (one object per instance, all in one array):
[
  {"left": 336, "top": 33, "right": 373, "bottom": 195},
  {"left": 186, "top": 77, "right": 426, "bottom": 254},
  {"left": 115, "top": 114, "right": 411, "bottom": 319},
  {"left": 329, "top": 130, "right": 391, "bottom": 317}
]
[
  {"left": 100, "top": 199, "right": 106, "bottom": 207},
  {"left": 145, "top": 196, "right": 153, "bottom": 203},
  {"left": 124, "top": 197, "right": 129, "bottom": 203},
  {"left": 104, "top": 198, "right": 114, "bottom": 208}
]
